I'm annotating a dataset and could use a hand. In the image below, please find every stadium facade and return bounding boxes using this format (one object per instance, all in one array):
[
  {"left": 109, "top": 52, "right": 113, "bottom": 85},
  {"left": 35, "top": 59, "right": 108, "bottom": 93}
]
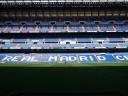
[{"left": 0, "top": 0, "right": 128, "bottom": 63}]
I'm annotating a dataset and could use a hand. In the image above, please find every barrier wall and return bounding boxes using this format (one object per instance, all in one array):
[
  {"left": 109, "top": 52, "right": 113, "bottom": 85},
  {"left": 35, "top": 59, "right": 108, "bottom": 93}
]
[{"left": 0, "top": 53, "right": 128, "bottom": 63}]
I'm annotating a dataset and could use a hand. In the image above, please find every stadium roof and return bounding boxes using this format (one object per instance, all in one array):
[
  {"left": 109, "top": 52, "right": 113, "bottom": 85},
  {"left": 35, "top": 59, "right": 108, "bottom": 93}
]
[
  {"left": 0, "top": 0, "right": 128, "bottom": 3},
  {"left": 0, "top": 0, "right": 128, "bottom": 10}
]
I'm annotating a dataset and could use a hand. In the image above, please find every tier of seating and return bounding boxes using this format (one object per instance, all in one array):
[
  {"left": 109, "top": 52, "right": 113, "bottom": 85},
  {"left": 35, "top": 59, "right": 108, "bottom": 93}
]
[
  {"left": 0, "top": 37, "right": 127, "bottom": 43},
  {"left": 0, "top": 20, "right": 128, "bottom": 33},
  {"left": 0, "top": 37, "right": 128, "bottom": 49},
  {"left": 1, "top": 43, "right": 128, "bottom": 49}
]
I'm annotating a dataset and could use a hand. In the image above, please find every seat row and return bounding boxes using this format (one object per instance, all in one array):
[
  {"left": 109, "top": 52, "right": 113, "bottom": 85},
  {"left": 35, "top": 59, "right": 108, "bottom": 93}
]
[
  {"left": 0, "top": 37, "right": 127, "bottom": 43},
  {"left": 0, "top": 24, "right": 128, "bottom": 33},
  {"left": 0, "top": 43, "right": 128, "bottom": 49},
  {"left": 0, "top": 20, "right": 127, "bottom": 25}
]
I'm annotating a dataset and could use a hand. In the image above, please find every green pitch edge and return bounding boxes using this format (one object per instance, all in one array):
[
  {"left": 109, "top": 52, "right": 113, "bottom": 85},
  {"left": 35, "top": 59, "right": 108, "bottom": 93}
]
[{"left": 0, "top": 62, "right": 128, "bottom": 67}]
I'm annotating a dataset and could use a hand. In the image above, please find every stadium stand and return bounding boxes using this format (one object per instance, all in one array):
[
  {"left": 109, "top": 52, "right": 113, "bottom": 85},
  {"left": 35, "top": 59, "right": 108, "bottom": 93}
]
[
  {"left": 0, "top": 0, "right": 128, "bottom": 62},
  {"left": 0, "top": 37, "right": 128, "bottom": 49},
  {"left": 1, "top": 1, "right": 128, "bottom": 96},
  {"left": 1, "top": 20, "right": 128, "bottom": 33}
]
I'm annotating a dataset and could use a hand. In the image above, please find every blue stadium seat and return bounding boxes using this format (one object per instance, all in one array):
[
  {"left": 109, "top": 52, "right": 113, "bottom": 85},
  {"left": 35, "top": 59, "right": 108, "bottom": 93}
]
[
  {"left": 13, "top": 39, "right": 27, "bottom": 43},
  {"left": 50, "top": 44, "right": 62, "bottom": 49},
  {"left": 40, "top": 26, "right": 48, "bottom": 33},
  {"left": 42, "top": 44, "right": 51, "bottom": 49},
  {"left": 27, "top": 26, "right": 35, "bottom": 33},
  {"left": 116, "top": 21, "right": 125, "bottom": 24},
  {"left": 22, "top": 27, "right": 28, "bottom": 33},
  {"left": 92, "top": 38, "right": 107, "bottom": 43},
  {"left": 123, "top": 24, "right": 128, "bottom": 32},
  {"left": 0, "top": 21, "right": 4, "bottom": 26},
  {"left": 56, "top": 21, "right": 64, "bottom": 26},
  {"left": 27, "top": 21, "right": 35, "bottom": 26},
  {"left": 77, "top": 38, "right": 92, "bottom": 42},
  {"left": 115, "top": 24, "right": 124, "bottom": 32},
  {"left": 86, "top": 25, "right": 97, "bottom": 32},
  {"left": 20, "top": 44, "right": 32, "bottom": 49},
  {"left": 13, "top": 21, "right": 21, "bottom": 26},
  {"left": 85, "top": 43, "right": 100, "bottom": 48},
  {"left": 8, "top": 25, "right": 14, "bottom": 33},
  {"left": 2, "top": 44, "right": 10, "bottom": 49},
  {"left": 107, "top": 25, "right": 113, "bottom": 32},
  {"left": 45, "top": 38, "right": 59, "bottom": 42},
  {"left": 3, "top": 43, "right": 17, "bottom": 49},
  {"left": 10, "top": 26, "right": 20, "bottom": 33},
  {"left": 0, "top": 26, "right": 4, "bottom": 33},
  {"left": 109, "top": 38, "right": 123, "bottom": 41},
  {"left": 69, "top": 44, "right": 85, "bottom": 49},
  {"left": 117, "top": 43, "right": 128, "bottom": 48},
  {"left": 69, "top": 27, "right": 79, "bottom": 32},
  {"left": 29, "top": 39, "right": 40, "bottom": 43},
  {"left": 100, "top": 25, "right": 108, "bottom": 32},
  {"left": 36, "top": 43, "right": 49, "bottom": 49},
  {"left": 55, "top": 26, "right": 64, "bottom": 32},
  {"left": 30, "top": 44, "right": 42, "bottom": 49},
  {"left": 103, "top": 43, "right": 117, "bottom": 48},
  {"left": 71, "top": 21, "right": 80, "bottom": 26},
  {"left": 40, "top": 21, "right": 49, "bottom": 26}
]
